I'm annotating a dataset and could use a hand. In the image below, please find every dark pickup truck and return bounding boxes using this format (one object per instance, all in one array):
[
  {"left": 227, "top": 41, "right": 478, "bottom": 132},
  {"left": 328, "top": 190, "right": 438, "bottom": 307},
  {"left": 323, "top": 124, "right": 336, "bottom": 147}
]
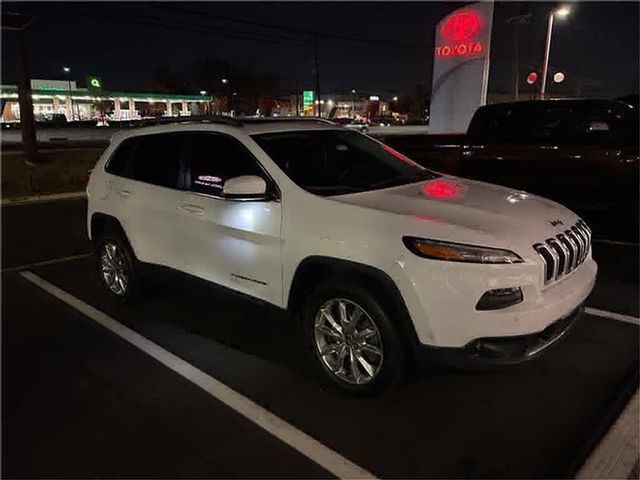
[{"left": 380, "top": 98, "right": 639, "bottom": 226}]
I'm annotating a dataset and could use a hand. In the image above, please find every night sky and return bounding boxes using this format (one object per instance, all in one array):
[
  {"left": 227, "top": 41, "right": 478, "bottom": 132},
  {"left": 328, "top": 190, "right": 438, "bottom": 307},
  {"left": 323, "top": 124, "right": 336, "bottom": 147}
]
[{"left": 2, "top": 1, "right": 639, "bottom": 98}]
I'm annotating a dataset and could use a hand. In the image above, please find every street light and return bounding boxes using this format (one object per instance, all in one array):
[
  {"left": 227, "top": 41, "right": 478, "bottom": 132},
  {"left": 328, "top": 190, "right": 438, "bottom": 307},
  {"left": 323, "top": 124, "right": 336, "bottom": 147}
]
[
  {"left": 540, "top": 5, "right": 571, "bottom": 99},
  {"left": 351, "top": 90, "right": 356, "bottom": 118},
  {"left": 221, "top": 78, "right": 228, "bottom": 84},
  {"left": 62, "top": 66, "right": 76, "bottom": 121},
  {"left": 199, "top": 90, "right": 207, "bottom": 95},
  {"left": 392, "top": 96, "right": 398, "bottom": 102}
]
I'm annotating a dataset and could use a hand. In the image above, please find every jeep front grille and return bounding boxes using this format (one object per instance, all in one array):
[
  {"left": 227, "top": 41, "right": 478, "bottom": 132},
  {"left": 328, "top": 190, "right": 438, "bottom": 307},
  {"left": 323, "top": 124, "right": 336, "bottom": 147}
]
[{"left": 533, "top": 220, "right": 591, "bottom": 284}]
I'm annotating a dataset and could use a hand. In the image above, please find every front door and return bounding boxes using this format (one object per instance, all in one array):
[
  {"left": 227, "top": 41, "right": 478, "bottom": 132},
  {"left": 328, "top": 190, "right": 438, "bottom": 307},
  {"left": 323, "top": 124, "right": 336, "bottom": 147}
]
[{"left": 175, "top": 132, "right": 283, "bottom": 307}]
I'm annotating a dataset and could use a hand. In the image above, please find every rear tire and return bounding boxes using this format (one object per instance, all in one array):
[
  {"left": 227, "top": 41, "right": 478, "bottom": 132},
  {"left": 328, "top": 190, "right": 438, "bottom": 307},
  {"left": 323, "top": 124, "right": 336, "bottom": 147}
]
[
  {"left": 94, "top": 234, "right": 142, "bottom": 304},
  {"left": 301, "top": 280, "right": 405, "bottom": 395}
]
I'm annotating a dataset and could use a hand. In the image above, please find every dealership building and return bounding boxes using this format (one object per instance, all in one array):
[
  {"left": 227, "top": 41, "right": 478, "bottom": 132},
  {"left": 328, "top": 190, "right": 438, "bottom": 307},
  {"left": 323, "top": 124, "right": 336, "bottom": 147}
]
[{"left": 0, "top": 79, "right": 212, "bottom": 122}]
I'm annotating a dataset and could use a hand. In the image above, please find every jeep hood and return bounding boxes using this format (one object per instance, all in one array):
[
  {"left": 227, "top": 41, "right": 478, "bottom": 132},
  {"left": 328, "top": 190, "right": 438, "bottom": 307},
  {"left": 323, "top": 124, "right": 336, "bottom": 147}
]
[{"left": 331, "top": 176, "right": 579, "bottom": 242}]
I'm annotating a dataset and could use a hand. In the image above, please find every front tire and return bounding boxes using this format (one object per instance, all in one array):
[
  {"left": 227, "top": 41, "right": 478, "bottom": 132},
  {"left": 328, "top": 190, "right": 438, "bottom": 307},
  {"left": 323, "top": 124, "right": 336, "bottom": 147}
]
[
  {"left": 302, "top": 281, "right": 405, "bottom": 395},
  {"left": 94, "top": 234, "right": 142, "bottom": 304}
]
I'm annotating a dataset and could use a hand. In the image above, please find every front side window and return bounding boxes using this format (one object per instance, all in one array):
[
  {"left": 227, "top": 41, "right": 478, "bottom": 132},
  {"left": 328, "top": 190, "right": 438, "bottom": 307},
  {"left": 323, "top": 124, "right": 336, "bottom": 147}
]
[
  {"left": 251, "top": 129, "right": 438, "bottom": 196},
  {"left": 187, "top": 133, "right": 265, "bottom": 196},
  {"left": 129, "top": 133, "right": 184, "bottom": 189}
]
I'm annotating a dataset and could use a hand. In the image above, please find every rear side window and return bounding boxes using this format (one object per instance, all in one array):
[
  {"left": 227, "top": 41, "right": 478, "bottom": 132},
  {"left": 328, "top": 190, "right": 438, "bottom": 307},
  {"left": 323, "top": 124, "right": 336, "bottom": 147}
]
[
  {"left": 105, "top": 133, "right": 185, "bottom": 190},
  {"left": 105, "top": 137, "right": 137, "bottom": 177},
  {"left": 130, "top": 133, "right": 184, "bottom": 189},
  {"left": 187, "top": 133, "right": 264, "bottom": 196}
]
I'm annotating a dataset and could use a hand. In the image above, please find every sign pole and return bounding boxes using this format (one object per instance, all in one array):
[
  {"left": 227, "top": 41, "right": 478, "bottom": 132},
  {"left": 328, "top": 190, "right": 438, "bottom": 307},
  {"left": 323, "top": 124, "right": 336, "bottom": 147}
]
[{"left": 540, "top": 12, "right": 554, "bottom": 99}]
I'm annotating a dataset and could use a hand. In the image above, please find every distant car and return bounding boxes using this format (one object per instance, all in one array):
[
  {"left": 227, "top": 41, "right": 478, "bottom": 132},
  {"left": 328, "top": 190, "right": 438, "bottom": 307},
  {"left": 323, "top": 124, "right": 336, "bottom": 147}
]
[
  {"left": 333, "top": 117, "right": 369, "bottom": 133},
  {"left": 36, "top": 113, "right": 68, "bottom": 124},
  {"left": 369, "top": 117, "right": 393, "bottom": 127}
]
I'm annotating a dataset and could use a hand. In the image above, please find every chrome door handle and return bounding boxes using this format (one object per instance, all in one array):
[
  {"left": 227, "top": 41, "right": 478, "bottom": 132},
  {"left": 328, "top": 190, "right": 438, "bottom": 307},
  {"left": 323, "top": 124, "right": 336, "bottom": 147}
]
[
  {"left": 117, "top": 189, "right": 131, "bottom": 197},
  {"left": 179, "top": 203, "right": 205, "bottom": 215}
]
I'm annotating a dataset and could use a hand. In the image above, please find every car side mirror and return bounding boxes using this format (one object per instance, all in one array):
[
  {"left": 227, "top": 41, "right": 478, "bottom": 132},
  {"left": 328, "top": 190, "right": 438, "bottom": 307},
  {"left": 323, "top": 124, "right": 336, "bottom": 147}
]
[{"left": 222, "top": 175, "right": 268, "bottom": 198}]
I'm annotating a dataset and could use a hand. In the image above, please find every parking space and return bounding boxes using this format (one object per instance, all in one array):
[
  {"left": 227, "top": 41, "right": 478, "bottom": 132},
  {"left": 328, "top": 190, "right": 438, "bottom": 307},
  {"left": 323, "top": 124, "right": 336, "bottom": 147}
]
[
  {"left": 2, "top": 198, "right": 639, "bottom": 477},
  {"left": 2, "top": 272, "right": 333, "bottom": 478}
]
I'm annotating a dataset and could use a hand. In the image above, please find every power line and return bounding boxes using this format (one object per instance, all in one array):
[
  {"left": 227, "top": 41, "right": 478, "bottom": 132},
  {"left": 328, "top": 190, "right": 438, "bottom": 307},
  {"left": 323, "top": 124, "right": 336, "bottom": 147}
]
[
  {"left": 156, "top": 4, "right": 427, "bottom": 51},
  {"left": 47, "top": 6, "right": 428, "bottom": 60},
  {"left": 49, "top": 7, "right": 313, "bottom": 48}
]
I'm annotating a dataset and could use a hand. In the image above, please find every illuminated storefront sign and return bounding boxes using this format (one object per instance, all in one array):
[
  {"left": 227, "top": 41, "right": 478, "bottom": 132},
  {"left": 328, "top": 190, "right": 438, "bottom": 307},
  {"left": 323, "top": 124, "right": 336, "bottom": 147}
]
[
  {"left": 434, "top": 11, "right": 484, "bottom": 57},
  {"left": 302, "top": 90, "right": 314, "bottom": 110},
  {"left": 86, "top": 75, "right": 103, "bottom": 90}
]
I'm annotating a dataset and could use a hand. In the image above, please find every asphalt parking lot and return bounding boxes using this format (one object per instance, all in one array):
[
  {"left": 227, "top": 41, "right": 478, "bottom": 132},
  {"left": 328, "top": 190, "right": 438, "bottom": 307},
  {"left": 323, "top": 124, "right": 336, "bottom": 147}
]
[{"left": 2, "top": 197, "right": 638, "bottom": 478}]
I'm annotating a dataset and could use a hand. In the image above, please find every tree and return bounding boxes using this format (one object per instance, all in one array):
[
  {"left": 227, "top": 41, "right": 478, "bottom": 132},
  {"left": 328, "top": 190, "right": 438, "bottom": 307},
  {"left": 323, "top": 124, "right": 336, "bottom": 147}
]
[{"left": 152, "top": 66, "right": 189, "bottom": 93}]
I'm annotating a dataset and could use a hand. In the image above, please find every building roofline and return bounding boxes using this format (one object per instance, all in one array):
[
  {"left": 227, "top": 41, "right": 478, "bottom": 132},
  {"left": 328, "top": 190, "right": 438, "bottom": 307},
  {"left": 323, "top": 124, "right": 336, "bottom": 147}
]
[{"left": 0, "top": 84, "right": 211, "bottom": 101}]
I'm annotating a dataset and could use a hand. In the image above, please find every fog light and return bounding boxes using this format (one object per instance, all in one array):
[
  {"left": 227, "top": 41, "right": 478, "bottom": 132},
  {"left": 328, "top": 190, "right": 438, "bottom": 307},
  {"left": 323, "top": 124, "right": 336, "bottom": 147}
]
[{"left": 476, "top": 287, "right": 523, "bottom": 311}]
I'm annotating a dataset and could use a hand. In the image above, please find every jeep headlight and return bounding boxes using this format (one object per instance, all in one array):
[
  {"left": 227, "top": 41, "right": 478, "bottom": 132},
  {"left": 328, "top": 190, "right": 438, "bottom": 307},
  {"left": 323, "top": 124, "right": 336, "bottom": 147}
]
[{"left": 402, "top": 237, "right": 523, "bottom": 264}]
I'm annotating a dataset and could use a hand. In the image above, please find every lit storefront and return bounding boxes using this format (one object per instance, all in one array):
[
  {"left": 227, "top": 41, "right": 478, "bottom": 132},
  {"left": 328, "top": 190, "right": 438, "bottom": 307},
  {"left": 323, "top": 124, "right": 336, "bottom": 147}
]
[{"left": 0, "top": 79, "right": 212, "bottom": 122}]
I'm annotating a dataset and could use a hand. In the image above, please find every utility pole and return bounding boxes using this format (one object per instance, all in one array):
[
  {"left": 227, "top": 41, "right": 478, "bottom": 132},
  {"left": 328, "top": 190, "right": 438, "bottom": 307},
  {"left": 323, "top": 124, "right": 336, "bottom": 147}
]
[
  {"left": 3, "top": 12, "right": 37, "bottom": 164},
  {"left": 314, "top": 31, "right": 321, "bottom": 118}
]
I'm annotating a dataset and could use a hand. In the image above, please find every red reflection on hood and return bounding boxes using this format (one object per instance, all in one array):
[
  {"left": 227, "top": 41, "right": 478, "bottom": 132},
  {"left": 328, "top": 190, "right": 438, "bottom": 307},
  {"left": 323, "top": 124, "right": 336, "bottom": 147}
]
[
  {"left": 421, "top": 179, "right": 462, "bottom": 198},
  {"left": 412, "top": 214, "right": 443, "bottom": 223}
]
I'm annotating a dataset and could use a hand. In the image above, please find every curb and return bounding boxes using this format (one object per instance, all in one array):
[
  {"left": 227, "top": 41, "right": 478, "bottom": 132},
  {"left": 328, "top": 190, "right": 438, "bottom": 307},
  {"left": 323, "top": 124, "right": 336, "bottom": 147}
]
[{"left": 1, "top": 191, "right": 86, "bottom": 207}]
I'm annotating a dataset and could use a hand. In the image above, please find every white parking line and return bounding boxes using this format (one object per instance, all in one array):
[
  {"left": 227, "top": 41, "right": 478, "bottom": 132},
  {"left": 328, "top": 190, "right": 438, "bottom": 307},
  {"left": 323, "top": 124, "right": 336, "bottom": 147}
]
[
  {"left": 592, "top": 239, "right": 639, "bottom": 248},
  {"left": 576, "top": 390, "right": 639, "bottom": 479},
  {"left": 585, "top": 307, "right": 640, "bottom": 326},
  {"left": 2, "top": 253, "right": 92, "bottom": 273},
  {"left": 19, "top": 271, "right": 374, "bottom": 480},
  {"left": 1, "top": 191, "right": 86, "bottom": 207}
]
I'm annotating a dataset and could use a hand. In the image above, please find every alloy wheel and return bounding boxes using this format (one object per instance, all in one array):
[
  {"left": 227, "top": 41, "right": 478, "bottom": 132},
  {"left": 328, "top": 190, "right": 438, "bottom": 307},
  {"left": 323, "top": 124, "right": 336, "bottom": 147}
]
[
  {"left": 100, "top": 241, "right": 129, "bottom": 296},
  {"left": 313, "top": 298, "right": 384, "bottom": 385}
]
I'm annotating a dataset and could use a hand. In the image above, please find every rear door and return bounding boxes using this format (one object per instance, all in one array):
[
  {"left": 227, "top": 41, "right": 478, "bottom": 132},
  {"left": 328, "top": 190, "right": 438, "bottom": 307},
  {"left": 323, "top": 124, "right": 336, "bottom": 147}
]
[
  {"left": 174, "top": 132, "right": 283, "bottom": 306},
  {"left": 107, "top": 132, "right": 187, "bottom": 268}
]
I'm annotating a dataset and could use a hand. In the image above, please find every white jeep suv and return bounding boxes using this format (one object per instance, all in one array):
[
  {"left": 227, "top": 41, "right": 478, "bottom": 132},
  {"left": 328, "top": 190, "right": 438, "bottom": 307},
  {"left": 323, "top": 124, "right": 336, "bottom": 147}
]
[{"left": 87, "top": 117, "right": 597, "bottom": 394}]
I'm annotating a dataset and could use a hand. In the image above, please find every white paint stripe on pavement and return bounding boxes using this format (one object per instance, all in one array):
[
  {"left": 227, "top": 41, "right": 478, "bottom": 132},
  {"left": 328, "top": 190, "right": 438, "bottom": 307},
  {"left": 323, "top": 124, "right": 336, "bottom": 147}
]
[
  {"left": 592, "top": 239, "right": 639, "bottom": 248},
  {"left": 2, "top": 191, "right": 86, "bottom": 207},
  {"left": 585, "top": 307, "right": 640, "bottom": 326},
  {"left": 2, "top": 253, "right": 92, "bottom": 273},
  {"left": 19, "top": 271, "right": 375, "bottom": 480},
  {"left": 575, "top": 390, "right": 639, "bottom": 479}
]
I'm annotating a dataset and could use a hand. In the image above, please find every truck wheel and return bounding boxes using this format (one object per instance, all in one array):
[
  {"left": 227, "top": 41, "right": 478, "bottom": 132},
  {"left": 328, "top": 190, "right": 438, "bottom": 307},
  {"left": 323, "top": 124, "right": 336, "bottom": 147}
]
[
  {"left": 94, "top": 234, "right": 142, "bottom": 304},
  {"left": 302, "top": 281, "right": 405, "bottom": 395}
]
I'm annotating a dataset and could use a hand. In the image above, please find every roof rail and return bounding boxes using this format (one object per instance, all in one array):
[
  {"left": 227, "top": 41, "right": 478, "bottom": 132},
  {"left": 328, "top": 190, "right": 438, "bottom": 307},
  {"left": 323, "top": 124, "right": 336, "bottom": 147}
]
[
  {"left": 127, "top": 115, "right": 243, "bottom": 128},
  {"left": 236, "top": 116, "right": 336, "bottom": 125}
]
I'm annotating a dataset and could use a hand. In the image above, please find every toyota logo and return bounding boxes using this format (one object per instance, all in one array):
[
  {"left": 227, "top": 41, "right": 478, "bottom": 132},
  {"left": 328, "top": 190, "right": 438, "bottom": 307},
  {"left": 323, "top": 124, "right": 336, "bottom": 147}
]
[{"left": 441, "top": 11, "right": 481, "bottom": 42}]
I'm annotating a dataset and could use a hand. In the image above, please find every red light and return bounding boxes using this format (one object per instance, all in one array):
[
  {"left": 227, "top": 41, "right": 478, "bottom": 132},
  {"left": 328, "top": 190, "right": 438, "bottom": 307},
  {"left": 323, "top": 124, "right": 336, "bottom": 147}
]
[
  {"left": 382, "top": 143, "right": 415, "bottom": 166},
  {"left": 421, "top": 179, "right": 462, "bottom": 199},
  {"left": 526, "top": 72, "right": 538, "bottom": 84},
  {"left": 441, "top": 11, "right": 481, "bottom": 42}
]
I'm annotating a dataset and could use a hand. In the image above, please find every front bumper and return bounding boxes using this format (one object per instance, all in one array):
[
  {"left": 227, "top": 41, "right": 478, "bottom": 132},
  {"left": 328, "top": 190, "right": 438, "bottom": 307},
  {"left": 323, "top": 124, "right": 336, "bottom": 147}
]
[
  {"left": 415, "top": 305, "right": 583, "bottom": 368},
  {"left": 390, "top": 253, "right": 597, "bottom": 348}
]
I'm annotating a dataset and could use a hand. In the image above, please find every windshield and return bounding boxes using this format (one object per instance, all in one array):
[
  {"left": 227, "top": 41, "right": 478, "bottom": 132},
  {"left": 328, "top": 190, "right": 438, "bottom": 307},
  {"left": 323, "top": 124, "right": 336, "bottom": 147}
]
[{"left": 251, "top": 129, "right": 439, "bottom": 196}]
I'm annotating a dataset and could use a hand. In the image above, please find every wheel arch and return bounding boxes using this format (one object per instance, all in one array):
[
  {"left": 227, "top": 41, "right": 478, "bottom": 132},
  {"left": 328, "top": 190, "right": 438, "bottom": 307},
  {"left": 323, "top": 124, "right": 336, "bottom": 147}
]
[
  {"left": 287, "top": 255, "right": 421, "bottom": 357},
  {"left": 90, "top": 213, "right": 136, "bottom": 256}
]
